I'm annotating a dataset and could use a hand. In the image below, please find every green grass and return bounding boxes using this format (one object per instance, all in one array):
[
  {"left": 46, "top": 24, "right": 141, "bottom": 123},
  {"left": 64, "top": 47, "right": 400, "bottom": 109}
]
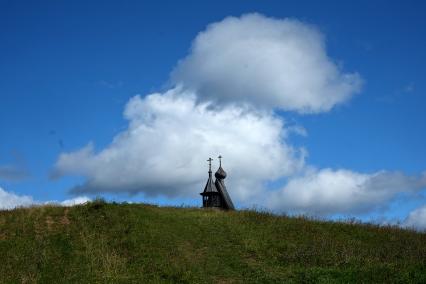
[{"left": 1, "top": 200, "right": 425, "bottom": 283}]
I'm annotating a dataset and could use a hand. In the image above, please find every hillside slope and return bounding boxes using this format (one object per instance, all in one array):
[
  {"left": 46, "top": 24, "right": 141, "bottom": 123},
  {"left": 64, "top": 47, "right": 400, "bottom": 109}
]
[{"left": 0, "top": 201, "right": 425, "bottom": 283}]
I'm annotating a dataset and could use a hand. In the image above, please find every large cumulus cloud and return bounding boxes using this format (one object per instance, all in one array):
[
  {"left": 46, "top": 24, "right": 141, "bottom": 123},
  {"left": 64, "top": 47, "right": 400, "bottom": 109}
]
[
  {"left": 172, "top": 13, "right": 362, "bottom": 113},
  {"left": 52, "top": 88, "right": 306, "bottom": 202}
]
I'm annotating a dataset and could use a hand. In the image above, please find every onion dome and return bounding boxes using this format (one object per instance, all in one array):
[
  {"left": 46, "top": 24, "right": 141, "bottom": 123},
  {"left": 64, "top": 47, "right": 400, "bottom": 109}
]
[
  {"left": 215, "top": 155, "right": 227, "bottom": 179},
  {"left": 215, "top": 166, "right": 227, "bottom": 179}
]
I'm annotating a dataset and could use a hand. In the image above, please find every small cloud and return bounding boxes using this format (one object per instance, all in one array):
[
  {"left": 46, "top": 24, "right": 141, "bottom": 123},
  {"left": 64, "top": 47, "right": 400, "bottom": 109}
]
[
  {"left": 0, "top": 187, "right": 34, "bottom": 210},
  {"left": 0, "top": 151, "right": 30, "bottom": 182},
  {"left": 404, "top": 205, "right": 426, "bottom": 231},
  {"left": 375, "top": 82, "right": 416, "bottom": 104},
  {"left": 0, "top": 165, "right": 29, "bottom": 181},
  {"left": 403, "top": 83, "right": 414, "bottom": 93},
  {"left": 0, "top": 186, "right": 91, "bottom": 210},
  {"left": 60, "top": 196, "right": 91, "bottom": 206}
]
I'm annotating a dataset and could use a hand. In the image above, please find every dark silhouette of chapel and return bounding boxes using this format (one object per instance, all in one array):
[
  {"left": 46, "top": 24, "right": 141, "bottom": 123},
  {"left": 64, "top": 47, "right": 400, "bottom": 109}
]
[{"left": 200, "top": 156, "right": 235, "bottom": 210}]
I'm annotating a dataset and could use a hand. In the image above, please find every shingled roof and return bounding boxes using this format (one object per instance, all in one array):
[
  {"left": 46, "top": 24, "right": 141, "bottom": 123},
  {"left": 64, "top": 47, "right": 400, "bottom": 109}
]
[
  {"left": 201, "top": 157, "right": 217, "bottom": 194},
  {"left": 203, "top": 169, "right": 218, "bottom": 193},
  {"left": 215, "top": 173, "right": 235, "bottom": 210},
  {"left": 213, "top": 156, "right": 234, "bottom": 210}
]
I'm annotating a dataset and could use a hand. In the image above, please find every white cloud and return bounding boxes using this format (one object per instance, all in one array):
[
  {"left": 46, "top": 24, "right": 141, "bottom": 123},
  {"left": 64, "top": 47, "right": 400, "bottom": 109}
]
[
  {"left": 60, "top": 196, "right": 91, "bottom": 206},
  {"left": 172, "top": 13, "right": 362, "bottom": 113},
  {"left": 0, "top": 164, "right": 29, "bottom": 181},
  {"left": 0, "top": 187, "right": 34, "bottom": 210},
  {"left": 0, "top": 186, "right": 91, "bottom": 210},
  {"left": 52, "top": 88, "right": 306, "bottom": 202},
  {"left": 268, "top": 169, "right": 426, "bottom": 215},
  {"left": 404, "top": 205, "right": 426, "bottom": 231}
]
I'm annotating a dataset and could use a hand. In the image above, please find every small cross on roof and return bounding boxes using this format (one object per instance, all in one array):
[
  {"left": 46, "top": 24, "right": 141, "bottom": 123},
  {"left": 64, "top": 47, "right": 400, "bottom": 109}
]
[{"left": 207, "top": 157, "right": 213, "bottom": 171}]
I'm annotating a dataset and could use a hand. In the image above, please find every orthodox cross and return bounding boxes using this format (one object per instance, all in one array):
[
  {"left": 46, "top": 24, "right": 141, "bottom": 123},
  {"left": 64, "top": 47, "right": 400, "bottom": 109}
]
[
  {"left": 218, "top": 155, "right": 222, "bottom": 167},
  {"left": 207, "top": 157, "right": 213, "bottom": 172}
]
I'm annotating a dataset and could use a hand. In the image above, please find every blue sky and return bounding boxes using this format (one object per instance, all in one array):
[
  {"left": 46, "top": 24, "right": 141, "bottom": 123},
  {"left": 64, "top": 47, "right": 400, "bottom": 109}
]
[{"left": 1, "top": 1, "right": 425, "bottom": 227}]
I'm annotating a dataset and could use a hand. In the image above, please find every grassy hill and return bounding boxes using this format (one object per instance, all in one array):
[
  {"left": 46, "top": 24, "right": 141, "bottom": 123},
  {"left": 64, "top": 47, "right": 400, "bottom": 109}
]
[{"left": 0, "top": 200, "right": 425, "bottom": 283}]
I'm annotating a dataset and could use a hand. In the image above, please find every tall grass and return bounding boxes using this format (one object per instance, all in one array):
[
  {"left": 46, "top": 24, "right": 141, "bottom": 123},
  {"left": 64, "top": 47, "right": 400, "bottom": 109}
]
[{"left": 0, "top": 202, "right": 425, "bottom": 283}]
